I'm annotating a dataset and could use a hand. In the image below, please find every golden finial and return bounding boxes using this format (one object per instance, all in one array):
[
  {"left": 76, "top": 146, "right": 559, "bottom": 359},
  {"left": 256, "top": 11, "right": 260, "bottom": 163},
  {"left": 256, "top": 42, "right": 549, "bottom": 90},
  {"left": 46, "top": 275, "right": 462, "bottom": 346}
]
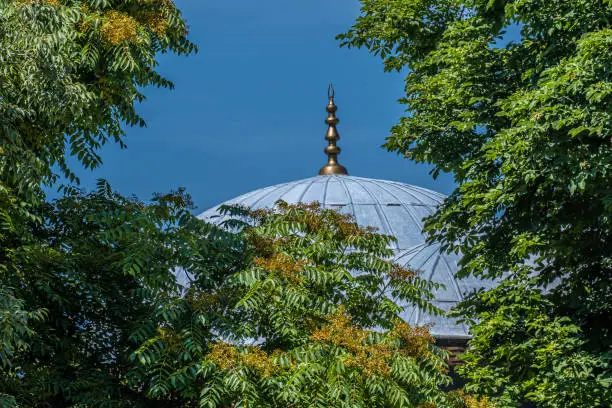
[{"left": 318, "top": 83, "right": 348, "bottom": 175}]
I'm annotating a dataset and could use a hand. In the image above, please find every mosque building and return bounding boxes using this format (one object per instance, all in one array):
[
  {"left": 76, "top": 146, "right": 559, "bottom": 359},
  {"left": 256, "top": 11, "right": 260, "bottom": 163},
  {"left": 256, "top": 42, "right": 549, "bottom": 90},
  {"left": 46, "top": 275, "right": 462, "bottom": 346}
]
[{"left": 197, "top": 85, "right": 495, "bottom": 354}]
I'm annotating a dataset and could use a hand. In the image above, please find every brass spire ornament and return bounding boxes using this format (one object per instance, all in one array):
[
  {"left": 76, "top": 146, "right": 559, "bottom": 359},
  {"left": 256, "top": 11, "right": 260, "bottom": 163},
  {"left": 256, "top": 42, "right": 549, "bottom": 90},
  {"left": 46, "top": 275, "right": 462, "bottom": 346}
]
[{"left": 318, "top": 83, "right": 348, "bottom": 175}]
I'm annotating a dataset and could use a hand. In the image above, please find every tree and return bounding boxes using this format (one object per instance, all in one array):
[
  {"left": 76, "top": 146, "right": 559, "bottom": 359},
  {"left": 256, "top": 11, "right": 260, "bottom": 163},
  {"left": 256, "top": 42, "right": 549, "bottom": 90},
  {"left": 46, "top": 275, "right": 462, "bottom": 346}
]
[
  {"left": 0, "top": 0, "right": 196, "bottom": 293},
  {"left": 1, "top": 183, "right": 214, "bottom": 407},
  {"left": 132, "top": 201, "right": 491, "bottom": 407},
  {"left": 0, "top": 0, "right": 197, "bottom": 405},
  {"left": 0, "top": 0, "right": 195, "bottom": 185},
  {"left": 339, "top": 0, "right": 611, "bottom": 406}
]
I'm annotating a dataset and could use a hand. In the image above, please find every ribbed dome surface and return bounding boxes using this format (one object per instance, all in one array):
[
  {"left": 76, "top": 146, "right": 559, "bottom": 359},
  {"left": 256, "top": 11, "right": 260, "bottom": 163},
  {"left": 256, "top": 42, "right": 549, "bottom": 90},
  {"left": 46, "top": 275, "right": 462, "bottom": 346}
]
[
  {"left": 199, "top": 175, "right": 444, "bottom": 250},
  {"left": 199, "top": 175, "right": 493, "bottom": 339}
]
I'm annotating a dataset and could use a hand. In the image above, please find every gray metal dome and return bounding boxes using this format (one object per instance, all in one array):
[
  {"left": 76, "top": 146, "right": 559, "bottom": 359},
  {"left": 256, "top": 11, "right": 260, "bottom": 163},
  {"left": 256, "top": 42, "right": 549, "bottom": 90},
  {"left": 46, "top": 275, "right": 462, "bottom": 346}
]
[{"left": 199, "top": 174, "right": 494, "bottom": 340}]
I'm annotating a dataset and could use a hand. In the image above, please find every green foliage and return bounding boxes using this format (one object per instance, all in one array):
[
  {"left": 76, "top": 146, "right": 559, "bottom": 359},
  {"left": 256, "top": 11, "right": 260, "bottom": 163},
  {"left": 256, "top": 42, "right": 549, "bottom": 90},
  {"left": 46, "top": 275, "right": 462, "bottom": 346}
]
[
  {"left": 0, "top": 287, "right": 47, "bottom": 369},
  {"left": 457, "top": 274, "right": 611, "bottom": 408},
  {"left": 0, "top": 2, "right": 196, "bottom": 403},
  {"left": 0, "top": 183, "right": 204, "bottom": 406},
  {"left": 0, "top": 0, "right": 195, "bottom": 185},
  {"left": 0, "top": 0, "right": 196, "bottom": 291},
  {"left": 0, "top": 0, "right": 195, "bottom": 407},
  {"left": 133, "top": 201, "right": 466, "bottom": 407},
  {"left": 341, "top": 0, "right": 611, "bottom": 406},
  {"left": 3, "top": 186, "right": 465, "bottom": 407}
]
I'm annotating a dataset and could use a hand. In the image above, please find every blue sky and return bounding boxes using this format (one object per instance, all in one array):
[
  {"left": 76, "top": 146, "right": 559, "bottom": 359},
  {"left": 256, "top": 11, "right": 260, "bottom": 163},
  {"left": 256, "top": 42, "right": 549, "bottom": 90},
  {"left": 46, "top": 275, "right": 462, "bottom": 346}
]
[{"left": 74, "top": 0, "right": 460, "bottom": 213}]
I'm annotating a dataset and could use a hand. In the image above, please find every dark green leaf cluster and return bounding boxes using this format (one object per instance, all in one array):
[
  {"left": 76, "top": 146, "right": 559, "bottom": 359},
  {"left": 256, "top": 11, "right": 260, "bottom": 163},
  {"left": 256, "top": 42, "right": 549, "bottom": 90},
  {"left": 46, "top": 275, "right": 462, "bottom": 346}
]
[
  {"left": 0, "top": 182, "right": 221, "bottom": 407},
  {"left": 457, "top": 274, "right": 611, "bottom": 407},
  {"left": 340, "top": 0, "right": 611, "bottom": 406}
]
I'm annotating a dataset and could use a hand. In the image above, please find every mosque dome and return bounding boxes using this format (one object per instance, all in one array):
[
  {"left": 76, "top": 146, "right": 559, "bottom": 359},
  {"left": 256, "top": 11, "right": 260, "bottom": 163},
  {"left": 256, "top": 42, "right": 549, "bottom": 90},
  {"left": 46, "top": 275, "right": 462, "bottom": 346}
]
[
  {"left": 198, "top": 175, "right": 493, "bottom": 340},
  {"left": 198, "top": 86, "right": 494, "bottom": 342}
]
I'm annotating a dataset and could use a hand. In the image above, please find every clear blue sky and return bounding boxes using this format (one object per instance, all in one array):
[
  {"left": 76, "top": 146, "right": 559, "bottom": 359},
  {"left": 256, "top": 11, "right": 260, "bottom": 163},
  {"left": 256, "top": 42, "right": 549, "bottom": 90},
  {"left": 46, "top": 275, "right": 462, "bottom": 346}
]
[{"left": 74, "top": 0, "right": 459, "bottom": 213}]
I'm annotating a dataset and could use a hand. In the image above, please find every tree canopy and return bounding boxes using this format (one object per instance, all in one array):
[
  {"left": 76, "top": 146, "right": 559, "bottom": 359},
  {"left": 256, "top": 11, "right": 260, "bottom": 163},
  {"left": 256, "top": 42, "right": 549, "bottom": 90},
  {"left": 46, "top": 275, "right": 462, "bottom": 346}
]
[
  {"left": 2, "top": 184, "right": 206, "bottom": 407},
  {"left": 0, "top": 0, "right": 195, "bottom": 252},
  {"left": 340, "top": 0, "right": 611, "bottom": 406},
  {"left": 132, "top": 201, "right": 468, "bottom": 407}
]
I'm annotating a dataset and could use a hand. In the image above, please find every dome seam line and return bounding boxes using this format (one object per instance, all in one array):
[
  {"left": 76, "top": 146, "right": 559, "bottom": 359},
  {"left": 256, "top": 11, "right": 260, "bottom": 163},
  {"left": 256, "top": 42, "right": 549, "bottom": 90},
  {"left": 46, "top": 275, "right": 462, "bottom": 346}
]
[
  {"left": 381, "top": 179, "right": 428, "bottom": 205},
  {"left": 371, "top": 181, "right": 428, "bottom": 233},
  {"left": 349, "top": 178, "right": 398, "bottom": 249},
  {"left": 336, "top": 176, "right": 360, "bottom": 223},
  {"left": 393, "top": 244, "right": 429, "bottom": 263},
  {"left": 243, "top": 186, "right": 278, "bottom": 208},
  {"left": 295, "top": 177, "right": 320, "bottom": 203},
  {"left": 321, "top": 175, "right": 332, "bottom": 205},
  {"left": 439, "top": 250, "right": 465, "bottom": 303},
  {"left": 391, "top": 181, "right": 445, "bottom": 204}
]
